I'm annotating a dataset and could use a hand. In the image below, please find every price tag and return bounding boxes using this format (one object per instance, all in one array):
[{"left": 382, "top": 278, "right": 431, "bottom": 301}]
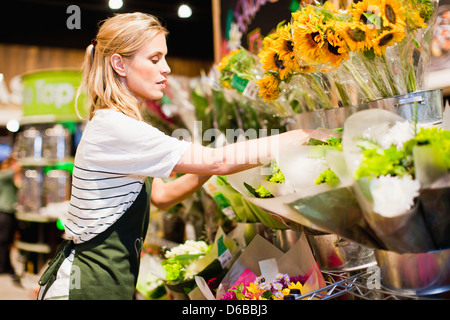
[
  {"left": 243, "top": 80, "right": 259, "bottom": 100},
  {"left": 217, "top": 235, "right": 233, "bottom": 268},
  {"left": 231, "top": 74, "right": 249, "bottom": 92},
  {"left": 213, "top": 193, "right": 236, "bottom": 219},
  {"left": 259, "top": 258, "right": 278, "bottom": 283}
]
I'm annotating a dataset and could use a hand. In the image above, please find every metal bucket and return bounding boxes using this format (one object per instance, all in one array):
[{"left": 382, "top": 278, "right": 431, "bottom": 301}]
[
  {"left": 307, "top": 233, "right": 376, "bottom": 272},
  {"left": 286, "top": 106, "right": 361, "bottom": 130},
  {"left": 236, "top": 222, "right": 273, "bottom": 248},
  {"left": 286, "top": 89, "right": 443, "bottom": 130},
  {"left": 375, "top": 248, "right": 450, "bottom": 296},
  {"left": 272, "top": 229, "right": 302, "bottom": 252},
  {"left": 367, "top": 89, "right": 443, "bottom": 125}
]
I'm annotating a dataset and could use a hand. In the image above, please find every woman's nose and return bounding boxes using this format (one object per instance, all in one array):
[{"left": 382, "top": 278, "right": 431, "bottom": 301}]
[{"left": 161, "top": 59, "right": 171, "bottom": 75}]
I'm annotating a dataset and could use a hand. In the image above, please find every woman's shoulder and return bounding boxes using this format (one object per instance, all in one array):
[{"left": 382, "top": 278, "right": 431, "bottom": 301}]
[{"left": 84, "top": 108, "right": 163, "bottom": 146}]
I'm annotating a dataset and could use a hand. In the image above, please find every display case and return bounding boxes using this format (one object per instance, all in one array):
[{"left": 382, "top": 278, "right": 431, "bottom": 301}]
[{"left": 12, "top": 69, "right": 85, "bottom": 275}]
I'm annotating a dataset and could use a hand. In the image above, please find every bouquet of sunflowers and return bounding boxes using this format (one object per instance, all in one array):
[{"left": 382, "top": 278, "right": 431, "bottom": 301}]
[
  {"left": 218, "top": 0, "right": 438, "bottom": 117},
  {"left": 216, "top": 48, "right": 296, "bottom": 117}
]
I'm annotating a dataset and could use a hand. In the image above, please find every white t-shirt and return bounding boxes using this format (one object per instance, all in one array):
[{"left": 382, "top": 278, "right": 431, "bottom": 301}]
[
  {"left": 41, "top": 109, "right": 190, "bottom": 299},
  {"left": 65, "top": 109, "right": 191, "bottom": 244}
]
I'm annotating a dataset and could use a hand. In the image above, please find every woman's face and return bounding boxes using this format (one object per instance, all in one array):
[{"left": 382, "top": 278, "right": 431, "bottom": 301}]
[{"left": 121, "top": 32, "right": 171, "bottom": 101}]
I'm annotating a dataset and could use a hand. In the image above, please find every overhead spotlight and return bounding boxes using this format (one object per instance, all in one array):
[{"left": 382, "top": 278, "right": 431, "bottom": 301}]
[
  {"left": 6, "top": 119, "right": 20, "bottom": 133},
  {"left": 109, "top": 0, "right": 123, "bottom": 10},
  {"left": 178, "top": 4, "right": 192, "bottom": 18}
]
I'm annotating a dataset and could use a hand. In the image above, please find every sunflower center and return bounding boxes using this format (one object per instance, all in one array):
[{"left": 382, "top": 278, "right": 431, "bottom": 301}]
[
  {"left": 327, "top": 42, "right": 341, "bottom": 56},
  {"left": 346, "top": 27, "right": 366, "bottom": 42},
  {"left": 274, "top": 53, "right": 285, "bottom": 70},
  {"left": 378, "top": 33, "right": 394, "bottom": 46},
  {"left": 285, "top": 40, "right": 294, "bottom": 52},
  {"left": 385, "top": 4, "right": 396, "bottom": 24},
  {"left": 310, "top": 32, "right": 321, "bottom": 43}
]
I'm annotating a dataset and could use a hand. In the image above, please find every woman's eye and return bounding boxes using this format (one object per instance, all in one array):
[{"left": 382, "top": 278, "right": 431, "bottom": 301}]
[{"left": 151, "top": 57, "right": 160, "bottom": 64}]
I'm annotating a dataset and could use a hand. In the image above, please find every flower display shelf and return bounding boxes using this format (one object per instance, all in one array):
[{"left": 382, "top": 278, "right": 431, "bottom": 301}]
[{"left": 297, "top": 268, "right": 437, "bottom": 300}]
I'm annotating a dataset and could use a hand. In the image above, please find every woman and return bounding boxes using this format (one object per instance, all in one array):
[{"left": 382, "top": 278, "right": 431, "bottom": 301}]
[{"left": 38, "top": 12, "right": 310, "bottom": 300}]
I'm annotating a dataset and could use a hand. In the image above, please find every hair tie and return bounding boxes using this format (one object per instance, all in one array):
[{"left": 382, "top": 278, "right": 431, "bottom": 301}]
[{"left": 91, "top": 39, "right": 97, "bottom": 47}]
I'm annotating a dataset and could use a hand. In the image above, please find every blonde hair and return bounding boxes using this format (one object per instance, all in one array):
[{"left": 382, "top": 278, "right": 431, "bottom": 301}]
[{"left": 76, "top": 12, "right": 169, "bottom": 121}]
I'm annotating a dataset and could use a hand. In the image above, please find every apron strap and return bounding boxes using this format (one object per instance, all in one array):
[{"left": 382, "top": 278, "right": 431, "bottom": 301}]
[{"left": 37, "top": 240, "right": 73, "bottom": 299}]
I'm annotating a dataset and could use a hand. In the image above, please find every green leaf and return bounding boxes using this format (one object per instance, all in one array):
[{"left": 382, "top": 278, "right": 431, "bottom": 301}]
[
  {"left": 262, "top": 290, "right": 273, "bottom": 299},
  {"left": 244, "top": 182, "right": 259, "bottom": 197}
]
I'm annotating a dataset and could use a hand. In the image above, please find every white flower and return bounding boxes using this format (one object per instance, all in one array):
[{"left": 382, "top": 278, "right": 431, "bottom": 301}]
[
  {"left": 362, "top": 121, "right": 416, "bottom": 150},
  {"left": 370, "top": 175, "right": 420, "bottom": 217},
  {"left": 227, "top": 22, "right": 243, "bottom": 51},
  {"left": 183, "top": 261, "right": 201, "bottom": 280},
  {"left": 379, "top": 121, "right": 416, "bottom": 149},
  {"left": 164, "top": 240, "right": 209, "bottom": 258},
  {"left": 272, "top": 282, "right": 283, "bottom": 291}
]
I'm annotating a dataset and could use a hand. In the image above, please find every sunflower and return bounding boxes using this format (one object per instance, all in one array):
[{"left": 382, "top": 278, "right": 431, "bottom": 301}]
[
  {"left": 337, "top": 20, "right": 373, "bottom": 52},
  {"left": 256, "top": 74, "right": 281, "bottom": 102},
  {"left": 259, "top": 47, "right": 283, "bottom": 73},
  {"left": 271, "top": 23, "right": 300, "bottom": 79},
  {"left": 348, "top": 0, "right": 383, "bottom": 32},
  {"left": 323, "top": 27, "right": 350, "bottom": 67},
  {"left": 380, "top": 0, "right": 406, "bottom": 29},
  {"left": 262, "top": 30, "right": 278, "bottom": 51},
  {"left": 292, "top": 10, "right": 328, "bottom": 66},
  {"left": 371, "top": 24, "right": 405, "bottom": 55}
]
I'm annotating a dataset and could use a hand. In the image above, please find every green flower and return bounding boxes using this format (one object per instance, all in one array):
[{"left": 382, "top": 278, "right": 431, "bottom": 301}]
[
  {"left": 355, "top": 146, "right": 413, "bottom": 180},
  {"left": 315, "top": 169, "right": 340, "bottom": 186},
  {"left": 255, "top": 185, "right": 274, "bottom": 198}
]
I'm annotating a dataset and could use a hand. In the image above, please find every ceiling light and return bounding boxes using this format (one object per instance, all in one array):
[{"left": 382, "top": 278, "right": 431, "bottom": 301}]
[
  {"left": 6, "top": 119, "right": 20, "bottom": 133},
  {"left": 178, "top": 4, "right": 192, "bottom": 18},
  {"left": 109, "top": 0, "right": 123, "bottom": 10}
]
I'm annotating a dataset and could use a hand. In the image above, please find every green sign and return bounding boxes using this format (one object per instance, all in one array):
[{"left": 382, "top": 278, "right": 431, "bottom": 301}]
[{"left": 21, "top": 69, "right": 86, "bottom": 120}]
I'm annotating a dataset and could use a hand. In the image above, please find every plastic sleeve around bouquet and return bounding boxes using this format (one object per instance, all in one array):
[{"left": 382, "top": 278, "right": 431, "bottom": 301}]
[
  {"left": 240, "top": 196, "right": 288, "bottom": 230},
  {"left": 166, "top": 228, "right": 240, "bottom": 299},
  {"left": 288, "top": 186, "right": 385, "bottom": 250},
  {"left": 195, "top": 232, "right": 325, "bottom": 300},
  {"left": 419, "top": 177, "right": 450, "bottom": 251},
  {"left": 415, "top": 144, "right": 450, "bottom": 250},
  {"left": 226, "top": 139, "right": 347, "bottom": 233},
  {"left": 203, "top": 175, "right": 260, "bottom": 223},
  {"left": 353, "top": 177, "right": 435, "bottom": 254},
  {"left": 342, "top": 109, "right": 406, "bottom": 176},
  {"left": 414, "top": 132, "right": 450, "bottom": 250},
  {"left": 226, "top": 165, "right": 326, "bottom": 231}
]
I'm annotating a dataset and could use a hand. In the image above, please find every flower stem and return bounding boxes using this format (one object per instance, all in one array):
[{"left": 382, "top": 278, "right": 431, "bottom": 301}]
[
  {"left": 380, "top": 55, "right": 401, "bottom": 96},
  {"left": 344, "top": 61, "right": 377, "bottom": 101}
]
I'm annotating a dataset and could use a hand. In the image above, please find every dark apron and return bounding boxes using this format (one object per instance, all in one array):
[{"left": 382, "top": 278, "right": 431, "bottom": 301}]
[{"left": 38, "top": 178, "right": 152, "bottom": 300}]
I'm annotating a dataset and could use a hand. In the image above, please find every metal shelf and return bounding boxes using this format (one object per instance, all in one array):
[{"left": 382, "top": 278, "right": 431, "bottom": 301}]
[
  {"left": 15, "top": 240, "right": 51, "bottom": 254},
  {"left": 298, "top": 268, "right": 434, "bottom": 300}
]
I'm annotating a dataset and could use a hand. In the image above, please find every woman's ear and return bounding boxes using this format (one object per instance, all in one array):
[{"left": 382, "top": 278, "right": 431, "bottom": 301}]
[{"left": 110, "top": 53, "right": 126, "bottom": 77}]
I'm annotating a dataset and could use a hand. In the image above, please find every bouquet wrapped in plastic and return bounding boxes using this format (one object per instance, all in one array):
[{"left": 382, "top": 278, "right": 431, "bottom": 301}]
[
  {"left": 247, "top": 0, "right": 439, "bottom": 115},
  {"left": 203, "top": 175, "right": 289, "bottom": 230},
  {"left": 143, "top": 228, "right": 241, "bottom": 299},
  {"left": 194, "top": 232, "right": 326, "bottom": 300},
  {"left": 288, "top": 108, "right": 450, "bottom": 254},
  {"left": 342, "top": 109, "right": 449, "bottom": 253},
  {"left": 225, "top": 128, "right": 355, "bottom": 234}
]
